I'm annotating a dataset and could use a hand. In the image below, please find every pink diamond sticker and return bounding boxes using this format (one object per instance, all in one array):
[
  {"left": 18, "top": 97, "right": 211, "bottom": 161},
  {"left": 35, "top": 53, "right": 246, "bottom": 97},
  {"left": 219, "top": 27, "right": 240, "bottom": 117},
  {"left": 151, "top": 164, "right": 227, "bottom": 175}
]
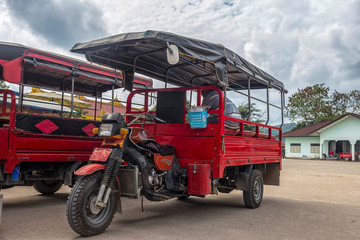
[
  {"left": 82, "top": 123, "right": 96, "bottom": 137},
  {"left": 35, "top": 119, "right": 59, "bottom": 134}
]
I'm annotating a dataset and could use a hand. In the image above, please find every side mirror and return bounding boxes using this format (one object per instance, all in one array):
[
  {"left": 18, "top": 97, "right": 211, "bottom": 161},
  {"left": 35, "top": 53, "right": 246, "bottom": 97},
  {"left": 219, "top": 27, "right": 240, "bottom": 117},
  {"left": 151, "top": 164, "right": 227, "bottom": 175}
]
[{"left": 166, "top": 43, "right": 179, "bottom": 65}]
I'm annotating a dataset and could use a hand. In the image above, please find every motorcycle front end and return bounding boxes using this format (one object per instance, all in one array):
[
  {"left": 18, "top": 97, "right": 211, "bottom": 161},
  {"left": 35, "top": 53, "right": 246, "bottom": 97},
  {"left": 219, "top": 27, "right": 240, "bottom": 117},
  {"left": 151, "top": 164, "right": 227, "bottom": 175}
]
[{"left": 66, "top": 113, "right": 128, "bottom": 237}]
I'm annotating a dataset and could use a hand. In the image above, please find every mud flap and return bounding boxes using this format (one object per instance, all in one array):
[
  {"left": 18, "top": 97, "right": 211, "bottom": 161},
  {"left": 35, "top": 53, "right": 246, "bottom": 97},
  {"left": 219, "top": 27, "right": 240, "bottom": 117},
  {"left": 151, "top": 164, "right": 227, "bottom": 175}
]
[
  {"left": 0, "top": 193, "right": 3, "bottom": 223},
  {"left": 235, "top": 165, "right": 253, "bottom": 191}
]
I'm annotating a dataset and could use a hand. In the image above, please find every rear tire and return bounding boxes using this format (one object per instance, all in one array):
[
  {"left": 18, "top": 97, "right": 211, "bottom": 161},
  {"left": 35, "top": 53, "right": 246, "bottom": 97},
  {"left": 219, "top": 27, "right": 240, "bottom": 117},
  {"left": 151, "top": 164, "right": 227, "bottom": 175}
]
[
  {"left": 34, "top": 180, "right": 63, "bottom": 195},
  {"left": 243, "top": 169, "right": 263, "bottom": 209},
  {"left": 66, "top": 172, "right": 118, "bottom": 237}
]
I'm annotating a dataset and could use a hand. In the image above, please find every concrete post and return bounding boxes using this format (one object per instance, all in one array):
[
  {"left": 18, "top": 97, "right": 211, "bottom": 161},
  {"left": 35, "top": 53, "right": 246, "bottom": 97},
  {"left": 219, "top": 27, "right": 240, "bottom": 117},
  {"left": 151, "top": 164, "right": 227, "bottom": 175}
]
[
  {"left": 320, "top": 140, "right": 324, "bottom": 159},
  {"left": 351, "top": 141, "right": 356, "bottom": 161}
]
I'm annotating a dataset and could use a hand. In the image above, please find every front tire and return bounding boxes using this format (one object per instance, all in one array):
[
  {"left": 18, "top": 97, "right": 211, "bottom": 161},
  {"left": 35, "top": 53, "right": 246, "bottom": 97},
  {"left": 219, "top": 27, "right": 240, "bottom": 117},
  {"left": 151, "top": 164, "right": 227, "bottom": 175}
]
[
  {"left": 66, "top": 172, "right": 118, "bottom": 237},
  {"left": 243, "top": 169, "right": 263, "bottom": 209},
  {"left": 34, "top": 180, "right": 63, "bottom": 195}
]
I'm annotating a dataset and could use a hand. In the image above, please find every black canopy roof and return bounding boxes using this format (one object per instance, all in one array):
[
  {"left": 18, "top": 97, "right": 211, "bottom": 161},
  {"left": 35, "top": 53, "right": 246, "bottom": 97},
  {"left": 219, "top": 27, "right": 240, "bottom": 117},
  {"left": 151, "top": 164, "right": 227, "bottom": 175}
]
[
  {"left": 71, "top": 30, "right": 286, "bottom": 93},
  {"left": 0, "top": 42, "right": 152, "bottom": 96}
]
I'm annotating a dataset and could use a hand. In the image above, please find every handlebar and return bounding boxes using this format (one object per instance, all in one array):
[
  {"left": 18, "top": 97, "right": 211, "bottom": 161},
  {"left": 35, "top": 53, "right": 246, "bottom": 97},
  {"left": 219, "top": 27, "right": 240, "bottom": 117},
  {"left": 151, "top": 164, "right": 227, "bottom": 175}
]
[{"left": 125, "top": 112, "right": 166, "bottom": 127}]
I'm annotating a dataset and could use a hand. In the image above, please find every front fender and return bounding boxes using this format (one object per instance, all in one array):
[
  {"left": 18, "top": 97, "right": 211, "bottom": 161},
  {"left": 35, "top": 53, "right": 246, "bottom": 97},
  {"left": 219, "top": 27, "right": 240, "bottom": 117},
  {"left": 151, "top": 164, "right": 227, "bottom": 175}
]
[{"left": 74, "top": 164, "right": 105, "bottom": 176}]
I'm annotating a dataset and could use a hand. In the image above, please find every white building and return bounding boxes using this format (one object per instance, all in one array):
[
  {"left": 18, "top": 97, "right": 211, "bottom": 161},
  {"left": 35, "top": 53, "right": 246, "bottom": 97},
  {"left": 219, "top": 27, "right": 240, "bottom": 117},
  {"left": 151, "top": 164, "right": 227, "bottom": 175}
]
[{"left": 283, "top": 113, "right": 360, "bottom": 161}]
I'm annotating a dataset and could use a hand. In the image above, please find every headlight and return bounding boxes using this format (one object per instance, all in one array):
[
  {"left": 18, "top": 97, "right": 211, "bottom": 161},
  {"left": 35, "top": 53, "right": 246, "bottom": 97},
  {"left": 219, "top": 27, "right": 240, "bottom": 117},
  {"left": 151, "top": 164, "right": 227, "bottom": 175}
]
[{"left": 98, "top": 124, "right": 113, "bottom": 137}]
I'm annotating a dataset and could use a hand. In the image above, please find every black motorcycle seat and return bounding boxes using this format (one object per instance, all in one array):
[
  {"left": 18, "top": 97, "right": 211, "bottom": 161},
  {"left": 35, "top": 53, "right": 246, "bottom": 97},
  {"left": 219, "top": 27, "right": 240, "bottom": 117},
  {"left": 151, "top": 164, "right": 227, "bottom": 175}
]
[
  {"left": 142, "top": 140, "right": 175, "bottom": 156},
  {"left": 158, "top": 144, "right": 175, "bottom": 156}
]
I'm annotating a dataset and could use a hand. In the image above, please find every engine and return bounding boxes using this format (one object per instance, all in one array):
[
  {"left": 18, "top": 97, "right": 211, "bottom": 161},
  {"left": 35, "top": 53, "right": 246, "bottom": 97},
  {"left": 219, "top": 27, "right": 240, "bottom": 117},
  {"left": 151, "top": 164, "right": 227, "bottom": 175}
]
[{"left": 148, "top": 168, "right": 165, "bottom": 191}]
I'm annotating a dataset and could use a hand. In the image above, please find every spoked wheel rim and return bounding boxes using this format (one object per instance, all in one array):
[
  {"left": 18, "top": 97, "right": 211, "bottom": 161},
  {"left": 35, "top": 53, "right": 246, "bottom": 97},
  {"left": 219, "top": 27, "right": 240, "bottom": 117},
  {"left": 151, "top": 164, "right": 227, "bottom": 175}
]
[
  {"left": 253, "top": 177, "right": 262, "bottom": 203},
  {"left": 84, "top": 189, "right": 112, "bottom": 225}
]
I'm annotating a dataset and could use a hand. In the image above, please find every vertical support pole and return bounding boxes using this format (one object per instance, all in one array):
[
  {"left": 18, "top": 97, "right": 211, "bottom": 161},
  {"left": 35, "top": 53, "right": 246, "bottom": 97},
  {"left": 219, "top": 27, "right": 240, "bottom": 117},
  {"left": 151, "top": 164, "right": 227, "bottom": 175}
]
[
  {"left": 184, "top": 90, "right": 187, "bottom": 123},
  {"left": 60, "top": 79, "right": 65, "bottom": 117},
  {"left": 61, "top": 92, "right": 64, "bottom": 117},
  {"left": 94, "top": 88, "right": 98, "bottom": 121},
  {"left": 240, "top": 122, "right": 244, "bottom": 137},
  {"left": 197, "top": 89, "right": 201, "bottom": 106},
  {"left": 189, "top": 90, "right": 193, "bottom": 108},
  {"left": 165, "top": 68, "right": 171, "bottom": 89},
  {"left": 70, "top": 76, "right": 74, "bottom": 117},
  {"left": 111, "top": 84, "right": 115, "bottom": 113},
  {"left": 19, "top": 65, "right": 24, "bottom": 112},
  {"left": 247, "top": 77, "right": 251, "bottom": 121},
  {"left": 223, "top": 87, "right": 227, "bottom": 116},
  {"left": 2, "top": 92, "right": 7, "bottom": 114},
  {"left": 144, "top": 92, "right": 149, "bottom": 112},
  {"left": 268, "top": 128, "right": 272, "bottom": 139},
  {"left": 265, "top": 87, "right": 270, "bottom": 125},
  {"left": 280, "top": 91, "right": 284, "bottom": 128}
]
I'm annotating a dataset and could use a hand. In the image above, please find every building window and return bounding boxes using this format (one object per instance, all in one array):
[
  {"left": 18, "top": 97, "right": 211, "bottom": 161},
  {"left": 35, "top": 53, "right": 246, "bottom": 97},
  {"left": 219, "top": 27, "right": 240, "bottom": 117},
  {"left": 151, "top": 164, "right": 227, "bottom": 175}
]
[
  {"left": 310, "top": 143, "right": 320, "bottom": 153},
  {"left": 290, "top": 143, "right": 301, "bottom": 153}
]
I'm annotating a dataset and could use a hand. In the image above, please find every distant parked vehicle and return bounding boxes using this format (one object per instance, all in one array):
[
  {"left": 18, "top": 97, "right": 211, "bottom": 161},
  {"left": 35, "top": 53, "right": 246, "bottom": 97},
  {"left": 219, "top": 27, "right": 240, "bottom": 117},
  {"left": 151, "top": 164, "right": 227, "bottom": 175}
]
[{"left": 0, "top": 42, "right": 152, "bottom": 221}]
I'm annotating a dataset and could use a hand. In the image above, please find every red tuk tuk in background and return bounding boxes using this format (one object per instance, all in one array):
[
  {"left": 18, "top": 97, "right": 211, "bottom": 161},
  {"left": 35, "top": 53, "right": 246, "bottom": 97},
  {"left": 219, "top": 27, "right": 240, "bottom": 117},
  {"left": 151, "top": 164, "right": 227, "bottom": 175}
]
[
  {"left": 0, "top": 42, "right": 152, "bottom": 220},
  {"left": 66, "top": 30, "right": 287, "bottom": 236}
]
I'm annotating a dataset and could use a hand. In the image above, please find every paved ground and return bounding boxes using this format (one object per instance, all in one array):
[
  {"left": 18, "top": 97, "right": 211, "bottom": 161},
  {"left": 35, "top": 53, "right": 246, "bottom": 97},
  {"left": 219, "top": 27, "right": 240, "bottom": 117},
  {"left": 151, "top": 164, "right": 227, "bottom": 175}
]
[{"left": 0, "top": 159, "right": 359, "bottom": 240}]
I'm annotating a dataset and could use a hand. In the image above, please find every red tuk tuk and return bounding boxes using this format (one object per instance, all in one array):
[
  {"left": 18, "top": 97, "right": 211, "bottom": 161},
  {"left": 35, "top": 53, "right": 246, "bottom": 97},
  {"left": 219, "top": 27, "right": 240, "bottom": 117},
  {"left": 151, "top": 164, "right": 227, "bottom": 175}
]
[
  {"left": 0, "top": 42, "right": 152, "bottom": 220},
  {"left": 65, "top": 30, "right": 287, "bottom": 236}
]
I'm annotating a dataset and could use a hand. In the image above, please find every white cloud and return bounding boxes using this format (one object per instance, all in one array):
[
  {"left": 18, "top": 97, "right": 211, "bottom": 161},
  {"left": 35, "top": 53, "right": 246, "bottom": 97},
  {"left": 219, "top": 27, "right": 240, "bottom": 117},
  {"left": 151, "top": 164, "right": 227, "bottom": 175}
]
[{"left": 1, "top": 0, "right": 359, "bottom": 124}]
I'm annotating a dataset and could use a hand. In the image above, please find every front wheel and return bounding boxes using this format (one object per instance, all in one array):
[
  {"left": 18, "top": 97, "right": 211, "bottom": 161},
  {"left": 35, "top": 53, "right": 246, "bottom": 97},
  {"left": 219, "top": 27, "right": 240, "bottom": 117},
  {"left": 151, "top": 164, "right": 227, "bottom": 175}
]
[
  {"left": 66, "top": 172, "right": 118, "bottom": 237},
  {"left": 243, "top": 169, "right": 263, "bottom": 209}
]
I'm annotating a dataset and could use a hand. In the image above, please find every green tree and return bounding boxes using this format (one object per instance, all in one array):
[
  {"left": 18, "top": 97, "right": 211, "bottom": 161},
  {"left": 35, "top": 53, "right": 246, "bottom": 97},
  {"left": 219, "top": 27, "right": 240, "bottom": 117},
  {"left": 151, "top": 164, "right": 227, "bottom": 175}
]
[
  {"left": 238, "top": 102, "right": 264, "bottom": 123},
  {"left": 286, "top": 84, "right": 360, "bottom": 130}
]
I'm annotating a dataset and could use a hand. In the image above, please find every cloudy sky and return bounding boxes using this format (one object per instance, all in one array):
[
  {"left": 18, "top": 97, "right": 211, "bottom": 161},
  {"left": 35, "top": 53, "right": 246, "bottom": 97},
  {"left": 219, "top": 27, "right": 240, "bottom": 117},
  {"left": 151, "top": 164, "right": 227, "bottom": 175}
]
[{"left": 1, "top": 0, "right": 359, "bottom": 123}]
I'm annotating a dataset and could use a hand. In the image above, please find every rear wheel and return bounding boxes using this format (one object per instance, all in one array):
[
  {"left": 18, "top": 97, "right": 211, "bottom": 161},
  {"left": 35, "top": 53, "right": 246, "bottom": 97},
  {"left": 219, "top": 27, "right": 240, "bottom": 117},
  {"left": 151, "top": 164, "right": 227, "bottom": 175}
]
[
  {"left": 34, "top": 180, "right": 63, "bottom": 195},
  {"left": 66, "top": 172, "right": 118, "bottom": 237},
  {"left": 243, "top": 169, "right": 263, "bottom": 209}
]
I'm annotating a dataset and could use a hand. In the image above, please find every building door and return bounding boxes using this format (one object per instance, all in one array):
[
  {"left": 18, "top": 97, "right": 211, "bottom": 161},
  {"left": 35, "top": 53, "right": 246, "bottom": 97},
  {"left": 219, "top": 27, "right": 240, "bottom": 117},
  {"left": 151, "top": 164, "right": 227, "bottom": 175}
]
[
  {"left": 329, "top": 141, "right": 336, "bottom": 155},
  {"left": 336, "top": 140, "right": 351, "bottom": 153}
]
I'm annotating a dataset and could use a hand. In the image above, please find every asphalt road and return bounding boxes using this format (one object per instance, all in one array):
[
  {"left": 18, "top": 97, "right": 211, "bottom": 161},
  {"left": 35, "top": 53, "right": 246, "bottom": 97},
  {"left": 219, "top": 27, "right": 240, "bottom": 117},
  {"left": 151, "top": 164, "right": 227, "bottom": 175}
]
[{"left": 0, "top": 159, "right": 359, "bottom": 240}]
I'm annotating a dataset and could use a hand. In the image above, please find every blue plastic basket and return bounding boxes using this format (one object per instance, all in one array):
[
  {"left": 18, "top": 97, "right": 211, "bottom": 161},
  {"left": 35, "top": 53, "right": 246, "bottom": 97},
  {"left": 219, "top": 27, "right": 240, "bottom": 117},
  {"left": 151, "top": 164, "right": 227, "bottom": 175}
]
[{"left": 188, "top": 111, "right": 207, "bottom": 129}]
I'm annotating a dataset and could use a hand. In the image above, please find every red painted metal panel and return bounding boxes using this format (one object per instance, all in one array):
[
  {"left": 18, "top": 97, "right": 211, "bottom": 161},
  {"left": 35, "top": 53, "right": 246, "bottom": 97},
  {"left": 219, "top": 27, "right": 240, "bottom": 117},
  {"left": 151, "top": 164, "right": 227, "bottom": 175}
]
[
  {"left": 0, "top": 129, "right": 9, "bottom": 159},
  {"left": 15, "top": 134, "right": 101, "bottom": 151},
  {"left": 89, "top": 148, "right": 112, "bottom": 162},
  {"left": 188, "top": 164, "right": 211, "bottom": 195},
  {"left": 218, "top": 136, "right": 282, "bottom": 178},
  {"left": 74, "top": 164, "right": 105, "bottom": 175},
  {"left": 1, "top": 57, "right": 22, "bottom": 84},
  {"left": 3, "top": 133, "right": 102, "bottom": 173},
  {"left": 153, "top": 135, "right": 216, "bottom": 164}
]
